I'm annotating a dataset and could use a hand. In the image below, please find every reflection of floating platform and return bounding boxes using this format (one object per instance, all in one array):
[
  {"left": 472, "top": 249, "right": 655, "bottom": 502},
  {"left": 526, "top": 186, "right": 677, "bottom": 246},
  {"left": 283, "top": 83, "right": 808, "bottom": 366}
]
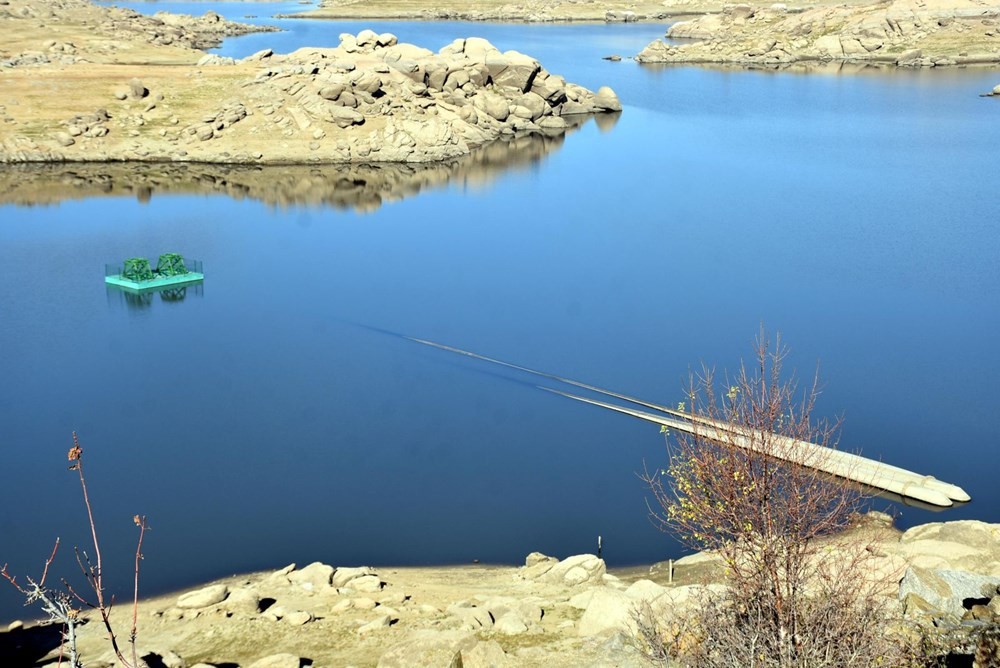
[{"left": 105, "top": 272, "right": 204, "bottom": 293}]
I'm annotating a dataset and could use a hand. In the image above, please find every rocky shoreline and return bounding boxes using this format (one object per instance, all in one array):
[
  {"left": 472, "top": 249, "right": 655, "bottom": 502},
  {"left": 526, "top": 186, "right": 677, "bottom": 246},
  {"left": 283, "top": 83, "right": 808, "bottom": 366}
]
[
  {"left": 0, "top": 0, "right": 621, "bottom": 165},
  {"left": 298, "top": 0, "right": 901, "bottom": 23},
  {"left": 636, "top": 0, "right": 1000, "bottom": 67},
  {"left": 299, "top": 0, "right": 682, "bottom": 23},
  {"left": 3, "top": 518, "right": 1000, "bottom": 666}
]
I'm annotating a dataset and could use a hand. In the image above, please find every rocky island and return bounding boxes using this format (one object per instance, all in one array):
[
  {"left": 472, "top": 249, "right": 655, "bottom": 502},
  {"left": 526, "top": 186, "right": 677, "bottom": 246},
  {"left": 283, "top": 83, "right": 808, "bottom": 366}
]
[{"left": 0, "top": 0, "right": 621, "bottom": 164}]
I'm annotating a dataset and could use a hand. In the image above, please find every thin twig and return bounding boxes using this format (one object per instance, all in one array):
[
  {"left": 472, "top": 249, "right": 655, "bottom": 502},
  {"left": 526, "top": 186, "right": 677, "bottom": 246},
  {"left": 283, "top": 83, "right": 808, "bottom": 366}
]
[
  {"left": 130, "top": 514, "right": 148, "bottom": 667},
  {"left": 69, "top": 432, "right": 135, "bottom": 667},
  {"left": 40, "top": 538, "right": 60, "bottom": 588}
]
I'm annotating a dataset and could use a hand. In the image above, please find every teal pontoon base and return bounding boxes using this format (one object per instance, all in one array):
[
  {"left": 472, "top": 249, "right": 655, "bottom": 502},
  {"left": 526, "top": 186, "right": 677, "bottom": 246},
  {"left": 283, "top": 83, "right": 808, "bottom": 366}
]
[{"left": 105, "top": 272, "right": 204, "bottom": 293}]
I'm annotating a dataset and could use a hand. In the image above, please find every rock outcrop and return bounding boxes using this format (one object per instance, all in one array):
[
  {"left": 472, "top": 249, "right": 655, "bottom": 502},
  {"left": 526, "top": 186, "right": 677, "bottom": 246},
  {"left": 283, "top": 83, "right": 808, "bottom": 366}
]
[
  {"left": 0, "top": 24, "right": 621, "bottom": 164},
  {"left": 0, "top": 1, "right": 622, "bottom": 165},
  {"left": 637, "top": 0, "right": 1000, "bottom": 67},
  {"left": 303, "top": 0, "right": 677, "bottom": 22}
]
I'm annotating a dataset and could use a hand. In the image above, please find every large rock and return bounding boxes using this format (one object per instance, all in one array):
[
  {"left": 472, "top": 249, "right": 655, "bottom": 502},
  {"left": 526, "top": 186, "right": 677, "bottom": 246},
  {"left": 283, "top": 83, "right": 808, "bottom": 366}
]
[
  {"left": 352, "top": 70, "right": 383, "bottom": 95},
  {"left": 667, "top": 14, "right": 724, "bottom": 39},
  {"left": 247, "top": 655, "right": 302, "bottom": 668},
  {"left": 813, "top": 35, "right": 844, "bottom": 58},
  {"left": 472, "top": 91, "right": 510, "bottom": 122},
  {"left": 333, "top": 566, "right": 376, "bottom": 588},
  {"left": 524, "top": 552, "right": 556, "bottom": 567},
  {"left": 578, "top": 589, "right": 637, "bottom": 636},
  {"left": 663, "top": 583, "right": 727, "bottom": 614},
  {"left": 380, "top": 43, "right": 434, "bottom": 62},
  {"left": 514, "top": 92, "right": 548, "bottom": 120},
  {"left": 491, "top": 51, "right": 540, "bottom": 93},
  {"left": 176, "top": 584, "right": 228, "bottom": 609},
  {"left": 624, "top": 579, "right": 669, "bottom": 603},
  {"left": 461, "top": 639, "right": 511, "bottom": 667},
  {"left": 351, "top": 574, "right": 384, "bottom": 592},
  {"left": 328, "top": 105, "right": 365, "bottom": 128},
  {"left": 895, "top": 521, "right": 1000, "bottom": 573},
  {"left": 222, "top": 587, "right": 260, "bottom": 615},
  {"left": 377, "top": 630, "right": 477, "bottom": 667},
  {"left": 288, "top": 562, "right": 334, "bottom": 590},
  {"left": 568, "top": 588, "right": 598, "bottom": 610},
  {"left": 284, "top": 610, "right": 314, "bottom": 625},
  {"left": 898, "top": 567, "right": 1000, "bottom": 617},
  {"left": 606, "top": 10, "right": 638, "bottom": 22},
  {"left": 542, "top": 554, "right": 606, "bottom": 586},
  {"left": 318, "top": 83, "right": 347, "bottom": 100},
  {"left": 462, "top": 37, "right": 502, "bottom": 63},
  {"left": 896, "top": 48, "right": 924, "bottom": 66},
  {"left": 593, "top": 86, "right": 621, "bottom": 112},
  {"left": 128, "top": 77, "right": 148, "bottom": 100},
  {"left": 493, "top": 612, "right": 528, "bottom": 635},
  {"left": 358, "top": 613, "right": 393, "bottom": 634}
]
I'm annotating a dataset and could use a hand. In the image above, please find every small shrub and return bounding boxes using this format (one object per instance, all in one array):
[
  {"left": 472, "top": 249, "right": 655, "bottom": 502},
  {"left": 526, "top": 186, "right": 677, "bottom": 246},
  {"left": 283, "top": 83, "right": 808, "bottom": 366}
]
[{"left": 639, "top": 331, "right": 914, "bottom": 667}]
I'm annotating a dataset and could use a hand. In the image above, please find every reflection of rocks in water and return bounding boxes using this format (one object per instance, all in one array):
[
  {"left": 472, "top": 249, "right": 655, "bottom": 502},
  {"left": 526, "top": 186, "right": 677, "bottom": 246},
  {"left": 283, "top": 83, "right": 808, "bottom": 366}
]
[
  {"left": 639, "top": 60, "right": 916, "bottom": 76},
  {"left": 0, "top": 132, "right": 574, "bottom": 211},
  {"left": 593, "top": 111, "right": 622, "bottom": 133}
]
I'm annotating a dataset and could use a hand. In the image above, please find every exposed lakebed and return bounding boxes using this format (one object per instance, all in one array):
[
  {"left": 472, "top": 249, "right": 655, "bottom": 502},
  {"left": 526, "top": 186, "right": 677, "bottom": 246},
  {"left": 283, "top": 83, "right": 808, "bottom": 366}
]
[{"left": 1, "top": 3, "right": 998, "bottom": 622}]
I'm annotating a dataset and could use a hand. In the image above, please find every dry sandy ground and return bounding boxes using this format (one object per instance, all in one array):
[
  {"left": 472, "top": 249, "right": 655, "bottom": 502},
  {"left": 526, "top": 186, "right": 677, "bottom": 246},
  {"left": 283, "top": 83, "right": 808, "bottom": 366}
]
[
  {"left": 5, "top": 518, "right": 1000, "bottom": 667},
  {"left": 0, "top": 558, "right": 692, "bottom": 667}
]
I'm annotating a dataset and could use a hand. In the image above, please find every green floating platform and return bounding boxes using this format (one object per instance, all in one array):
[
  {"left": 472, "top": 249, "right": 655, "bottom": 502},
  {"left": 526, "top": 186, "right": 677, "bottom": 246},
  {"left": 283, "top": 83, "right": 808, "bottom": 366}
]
[
  {"left": 105, "top": 272, "right": 204, "bottom": 293},
  {"left": 105, "top": 254, "right": 203, "bottom": 293}
]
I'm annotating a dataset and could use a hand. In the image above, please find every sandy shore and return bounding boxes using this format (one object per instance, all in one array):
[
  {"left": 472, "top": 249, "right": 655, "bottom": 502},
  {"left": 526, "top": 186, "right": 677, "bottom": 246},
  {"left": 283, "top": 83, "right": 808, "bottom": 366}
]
[
  {"left": 1, "top": 559, "right": 671, "bottom": 667},
  {"left": 3, "top": 518, "right": 1000, "bottom": 667}
]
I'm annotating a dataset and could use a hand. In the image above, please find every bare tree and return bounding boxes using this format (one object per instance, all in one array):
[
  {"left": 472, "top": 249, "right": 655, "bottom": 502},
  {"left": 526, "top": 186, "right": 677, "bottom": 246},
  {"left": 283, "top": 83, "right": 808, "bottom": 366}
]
[
  {"left": 640, "top": 332, "right": 911, "bottom": 667},
  {"left": 2, "top": 433, "right": 148, "bottom": 667}
]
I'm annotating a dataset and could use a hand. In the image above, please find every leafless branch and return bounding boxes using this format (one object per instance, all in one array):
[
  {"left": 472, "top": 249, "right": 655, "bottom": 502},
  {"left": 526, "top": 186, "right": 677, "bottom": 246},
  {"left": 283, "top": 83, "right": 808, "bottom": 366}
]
[{"left": 2, "top": 433, "right": 148, "bottom": 668}]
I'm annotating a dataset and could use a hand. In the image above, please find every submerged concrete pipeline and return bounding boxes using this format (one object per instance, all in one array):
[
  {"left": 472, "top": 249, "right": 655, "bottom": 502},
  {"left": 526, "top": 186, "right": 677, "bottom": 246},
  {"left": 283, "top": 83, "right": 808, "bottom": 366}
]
[
  {"left": 405, "top": 336, "right": 970, "bottom": 508},
  {"left": 541, "top": 387, "right": 966, "bottom": 508}
]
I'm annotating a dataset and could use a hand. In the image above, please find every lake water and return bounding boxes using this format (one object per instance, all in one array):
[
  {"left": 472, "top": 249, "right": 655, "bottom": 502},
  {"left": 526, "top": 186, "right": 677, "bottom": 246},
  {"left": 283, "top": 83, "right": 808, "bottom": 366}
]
[{"left": 2, "top": 1, "right": 999, "bottom": 623}]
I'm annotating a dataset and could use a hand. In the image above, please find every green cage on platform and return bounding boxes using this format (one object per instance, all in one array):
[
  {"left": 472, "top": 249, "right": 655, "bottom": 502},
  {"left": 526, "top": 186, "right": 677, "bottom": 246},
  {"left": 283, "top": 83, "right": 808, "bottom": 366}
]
[{"left": 156, "top": 253, "right": 188, "bottom": 277}]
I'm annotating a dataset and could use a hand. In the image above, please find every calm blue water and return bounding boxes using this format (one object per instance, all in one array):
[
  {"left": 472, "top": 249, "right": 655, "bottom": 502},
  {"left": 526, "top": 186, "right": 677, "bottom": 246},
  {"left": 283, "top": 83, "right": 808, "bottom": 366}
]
[{"left": 2, "top": 2, "right": 999, "bottom": 623}]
